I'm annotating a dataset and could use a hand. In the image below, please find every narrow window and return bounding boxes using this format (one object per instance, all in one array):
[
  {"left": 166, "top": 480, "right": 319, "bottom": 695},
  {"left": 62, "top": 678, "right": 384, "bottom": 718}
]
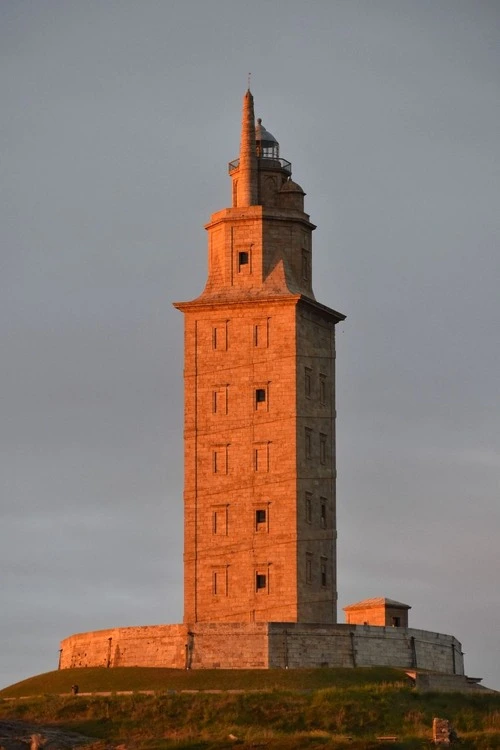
[
  {"left": 212, "top": 322, "right": 227, "bottom": 351},
  {"left": 306, "top": 554, "right": 312, "bottom": 584},
  {"left": 301, "top": 249, "right": 310, "bottom": 281},
  {"left": 212, "top": 385, "right": 228, "bottom": 415},
  {"left": 305, "top": 428, "right": 312, "bottom": 460},
  {"left": 254, "top": 443, "right": 270, "bottom": 472},
  {"left": 212, "top": 511, "right": 218, "bottom": 534},
  {"left": 253, "top": 319, "right": 269, "bottom": 348},
  {"left": 212, "top": 446, "right": 228, "bottom": 475},
  {"left": 320, "top": 557, "right": 327, "bottom": 588},
  {"left": 319, "top": 374, "right": 326, "bottom": 404},
  {"left": 255, "top": 509, "right": 266, "bottom": 530},
  {"left": 239, "top": 251, "right": 249, "bottom": 268},
  {"left": 320, "top": 500, "right": 327, "bottom": 529},
  {"left": 255, "top": 388, "right": 266, "bottom": 404},
  {"left": 320, "top": 433, "right": 327, "bottom": 464},
  {"left": 305, "top": 367, "right": 312, "bottom": 398},
  {"left": 212, "top": 567, "right": 228, "bottom": 595},
  {"left": 256, "top": 573, "right": 267, "bottom": 591},
  {"left": 305, "top": 492, "right": 312, "bottom": 524}
]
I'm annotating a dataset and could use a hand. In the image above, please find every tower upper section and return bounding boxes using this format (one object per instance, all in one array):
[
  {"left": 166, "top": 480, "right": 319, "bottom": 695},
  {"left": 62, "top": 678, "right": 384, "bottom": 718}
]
[{"left": 193, "top": 90, "right": 317, "bottom": 302}]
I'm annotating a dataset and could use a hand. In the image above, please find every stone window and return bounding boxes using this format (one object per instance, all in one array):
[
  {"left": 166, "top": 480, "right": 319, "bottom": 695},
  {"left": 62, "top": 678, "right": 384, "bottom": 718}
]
[
  {"left": 320, "top": 498, "right": 327, "bottom": 528},
  {"left": 306, "top": 554, "right": 312, "bottom": 584},
  {"left": 212, "top": 385, "right": 228, "bottom": 415},
  {"left": 320, "top": 557, "right": 328, "bottom": 588},
  {"left": 212, "top": 505, "right": 228, "bottom": 535},
  {"left": 253, "top": 318, "right": 269, "bottom": 348},
  {"left": 256, "top": 573, "right": 267, "bottom": 591},
  {"left": 255, "top": 509, "right": 267, "bottom": 531},
  {"left": 320, "top": 433, "right": 327, "bottom": 464},
  {"left": 238, "top": 251, "right": 249, "bottom": 271},
  {"left": 391, "top": 616, "right": 401, "bottom": 627},
  {"left": 301, "top": 249, "right": 310, "bottom": 281},
  {"left": 305, "top": 428, "right": 312, "bottom": 459},
  {"left": 319, "top": 374, "right": 326, "bottom": 404},
  {"left": 212, "top": 321, "right": 227, "bottom": 351},
  {"left": 254, "top": 442, "right": 270, "bottom": 472},
  {"left": 212, "top": 445, "right": 228, "bottom": 474},
  {"left": 212, "top": 567, "right": 228, "bottom": 596},
  {"left": 305, "top": 492, "right": 312, "bottom": 524},
  {"left": 305, "top": 367, "right": 312, "bottom": 398},
  {"left": 255, "top": 385, "right": 269, "bottom": 411}
]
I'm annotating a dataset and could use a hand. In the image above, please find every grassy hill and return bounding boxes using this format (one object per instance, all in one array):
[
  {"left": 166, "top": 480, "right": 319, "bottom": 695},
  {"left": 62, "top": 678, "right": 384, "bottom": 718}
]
[{"left": 1, "top": 667, "right": 500, "bottom": 749}]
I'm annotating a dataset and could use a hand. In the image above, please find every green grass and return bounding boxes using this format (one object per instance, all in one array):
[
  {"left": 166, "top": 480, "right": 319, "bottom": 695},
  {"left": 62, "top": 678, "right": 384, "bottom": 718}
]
[
  {"left": 1, "top": 668, "right": 500, "bottom": 749},
  {"left": 0, "top": 665, "right": 406, "bottom": 698}
]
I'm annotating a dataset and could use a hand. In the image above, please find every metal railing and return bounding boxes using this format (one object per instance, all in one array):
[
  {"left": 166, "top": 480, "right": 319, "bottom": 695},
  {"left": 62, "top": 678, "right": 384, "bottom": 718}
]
[{"left": 228, "top": 157, "right": 292, "bottom": 174}]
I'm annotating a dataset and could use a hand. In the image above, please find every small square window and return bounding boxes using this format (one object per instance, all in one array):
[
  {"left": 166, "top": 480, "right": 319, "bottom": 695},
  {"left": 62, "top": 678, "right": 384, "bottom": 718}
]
[
  {"left": 239, "top": 251, "right": 249, "bottom": 266},
  {"left": 391, "top": 616, "right": 401, "bottom": 627},
  {"left": 256, "top": 573, "right": 267, "bottom": 591},
  {"left": 256, "top": 388, "right": 266, "bottom": 403}
]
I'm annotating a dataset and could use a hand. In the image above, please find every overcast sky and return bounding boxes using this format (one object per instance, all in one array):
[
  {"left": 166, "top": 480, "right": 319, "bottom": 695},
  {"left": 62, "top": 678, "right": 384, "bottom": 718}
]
[{"left": 1, "top": 0, "right": 499, "bottom": 690}]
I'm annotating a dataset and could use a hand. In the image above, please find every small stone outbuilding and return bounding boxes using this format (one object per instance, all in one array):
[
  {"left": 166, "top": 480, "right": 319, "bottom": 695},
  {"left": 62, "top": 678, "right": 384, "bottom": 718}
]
[{"left": 343, "top": 597, "right": 411, "bottom": 628}]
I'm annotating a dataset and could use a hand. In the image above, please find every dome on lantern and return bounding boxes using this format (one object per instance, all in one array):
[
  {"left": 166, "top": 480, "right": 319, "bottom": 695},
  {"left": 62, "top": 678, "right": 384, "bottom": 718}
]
[{"left": 256, "top": 118, "right": 279, "bottom": 159}]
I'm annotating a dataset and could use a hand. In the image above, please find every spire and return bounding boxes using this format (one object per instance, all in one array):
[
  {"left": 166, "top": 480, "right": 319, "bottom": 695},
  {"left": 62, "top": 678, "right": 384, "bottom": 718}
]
[{"left": 237, "top": 89, "right": 258, "bottom": 206}]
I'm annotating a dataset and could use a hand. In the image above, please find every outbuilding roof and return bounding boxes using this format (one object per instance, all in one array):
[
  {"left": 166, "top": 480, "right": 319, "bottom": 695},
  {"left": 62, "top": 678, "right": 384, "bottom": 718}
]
[{"left": 343, "top": 597, "right": 411, "bottom": 611}]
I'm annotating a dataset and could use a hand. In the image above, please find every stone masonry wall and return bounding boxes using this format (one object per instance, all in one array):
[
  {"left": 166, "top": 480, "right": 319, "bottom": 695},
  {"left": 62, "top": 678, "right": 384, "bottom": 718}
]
[
  {"left": 60, "top": 625, "right": 187, "bottom": 670},
  {"left": 60, "top": 622, "right": 464, "bottom": 674}
]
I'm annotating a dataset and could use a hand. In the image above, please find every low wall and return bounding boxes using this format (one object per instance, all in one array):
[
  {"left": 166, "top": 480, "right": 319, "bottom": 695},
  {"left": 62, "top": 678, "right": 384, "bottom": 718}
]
[
  {"left": 268, "top": 623, "right": 464, "bottom": 674},
  {"left": 60, "top": 621, "right": 464, "bottom": 675}
]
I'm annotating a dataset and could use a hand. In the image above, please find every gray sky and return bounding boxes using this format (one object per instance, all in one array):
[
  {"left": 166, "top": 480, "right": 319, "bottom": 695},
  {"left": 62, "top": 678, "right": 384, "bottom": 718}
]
[{"left": 1, "top": 0, "right": 499, "bottom": 690}]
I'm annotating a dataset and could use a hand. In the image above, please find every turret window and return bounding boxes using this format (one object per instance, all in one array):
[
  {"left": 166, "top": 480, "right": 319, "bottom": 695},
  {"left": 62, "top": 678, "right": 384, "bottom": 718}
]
[{"left": 302, "top": 250, "right": 311, "bottom": 281}]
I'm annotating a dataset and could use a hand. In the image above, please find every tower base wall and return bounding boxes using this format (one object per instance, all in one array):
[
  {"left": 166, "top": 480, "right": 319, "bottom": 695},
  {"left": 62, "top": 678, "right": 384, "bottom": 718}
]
[{"left": 60, "top": 622, "right": 464, "bottom": 675}]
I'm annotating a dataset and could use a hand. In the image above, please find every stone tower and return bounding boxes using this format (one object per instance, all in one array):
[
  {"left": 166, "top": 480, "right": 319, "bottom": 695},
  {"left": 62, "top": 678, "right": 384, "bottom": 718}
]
[{"left": 174, "top": 90, "right": 345, "bottom": 625}]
